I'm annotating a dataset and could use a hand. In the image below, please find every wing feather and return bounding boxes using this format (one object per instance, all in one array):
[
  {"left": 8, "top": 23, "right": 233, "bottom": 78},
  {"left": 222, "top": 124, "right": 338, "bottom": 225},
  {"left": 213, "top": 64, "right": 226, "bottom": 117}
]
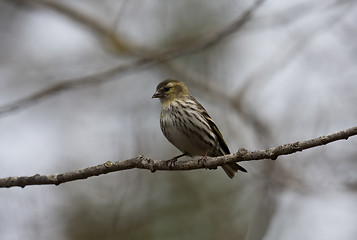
[{"left": 189, "top": 96, "right": 230, "bottom": 155}]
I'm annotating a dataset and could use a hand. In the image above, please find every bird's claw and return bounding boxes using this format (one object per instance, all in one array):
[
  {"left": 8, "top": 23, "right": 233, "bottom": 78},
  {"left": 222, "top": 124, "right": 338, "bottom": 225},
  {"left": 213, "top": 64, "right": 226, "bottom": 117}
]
[
  {"left": 198, "top": 155, "right": 208, "bottom": 166},
  {"left": 166, "top": 157, "right": 178, "bottom": 170},
  {"left": 166, "top": 153, "right": 187, "bottom": 170}
]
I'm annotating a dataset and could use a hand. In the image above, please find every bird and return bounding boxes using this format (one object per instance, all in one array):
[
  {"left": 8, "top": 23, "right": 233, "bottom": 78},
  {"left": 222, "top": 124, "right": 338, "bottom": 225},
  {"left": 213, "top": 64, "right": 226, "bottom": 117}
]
[{"left": 152, "top": 79, "right": 247, "bottom": 178}]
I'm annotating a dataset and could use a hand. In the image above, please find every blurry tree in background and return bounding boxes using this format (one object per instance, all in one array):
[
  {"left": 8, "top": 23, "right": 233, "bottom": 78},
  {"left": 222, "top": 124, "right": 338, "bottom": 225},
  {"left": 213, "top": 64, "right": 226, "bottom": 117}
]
[{"left": 0, "top": 0, "right": 357, "bottom": 240}]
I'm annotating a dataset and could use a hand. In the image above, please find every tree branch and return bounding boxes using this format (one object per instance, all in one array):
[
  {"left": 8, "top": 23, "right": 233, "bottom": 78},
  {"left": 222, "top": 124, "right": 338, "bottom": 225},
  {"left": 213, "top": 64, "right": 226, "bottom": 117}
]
[
  {"left": 1, "top": 126, "right": 356, "bottom": 188},
  {"left": 8, "top": 0, "right": 139, "bottom": 54},
  {"left": 0, "top": 58, "right": 157, "bottom": 115},
  {"left": 0, "top": 0, "right": 265, "bottom": 116}
]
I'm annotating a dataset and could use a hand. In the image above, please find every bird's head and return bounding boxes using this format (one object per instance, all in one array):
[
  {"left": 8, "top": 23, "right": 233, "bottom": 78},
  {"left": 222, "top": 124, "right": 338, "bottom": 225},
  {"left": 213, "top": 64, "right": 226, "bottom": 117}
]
[{"left": 152, "top": 79, "right": 190, "bottom": 105}]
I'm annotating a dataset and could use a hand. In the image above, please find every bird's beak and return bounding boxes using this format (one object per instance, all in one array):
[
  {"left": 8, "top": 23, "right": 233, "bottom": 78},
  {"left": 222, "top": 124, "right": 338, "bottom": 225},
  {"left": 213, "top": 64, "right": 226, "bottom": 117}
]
[{"left": 152, "top": 91, "right": 162, "bottom": 98}]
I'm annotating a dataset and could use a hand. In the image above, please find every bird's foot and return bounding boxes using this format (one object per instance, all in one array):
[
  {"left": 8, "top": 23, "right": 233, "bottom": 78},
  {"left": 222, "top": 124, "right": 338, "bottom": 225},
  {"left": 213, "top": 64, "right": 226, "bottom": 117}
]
[
  {"left": 166, "top": 153, "right": 186, "bottom": 170},
  {"left": 198, "top": 154, "right": 208, "bottom": 167},
  {"left": 166, "top": 157, "right": 178, "bottom": 169}
]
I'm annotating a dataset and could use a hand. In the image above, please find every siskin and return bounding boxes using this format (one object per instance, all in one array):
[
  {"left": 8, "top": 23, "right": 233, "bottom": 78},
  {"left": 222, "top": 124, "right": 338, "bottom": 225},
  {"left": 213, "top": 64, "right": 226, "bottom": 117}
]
[{"left": 152, "top": 79, "right": 247, "bottom": 178}]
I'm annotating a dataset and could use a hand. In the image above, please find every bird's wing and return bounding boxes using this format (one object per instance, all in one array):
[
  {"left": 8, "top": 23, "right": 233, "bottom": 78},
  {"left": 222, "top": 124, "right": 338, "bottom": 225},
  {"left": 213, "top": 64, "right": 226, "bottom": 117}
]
[
  {"left": 201, "top": 111, "right": 230, "bottom": 155},
  {"left": 190, "top": 96, "right": 230, "bottom": 155}
]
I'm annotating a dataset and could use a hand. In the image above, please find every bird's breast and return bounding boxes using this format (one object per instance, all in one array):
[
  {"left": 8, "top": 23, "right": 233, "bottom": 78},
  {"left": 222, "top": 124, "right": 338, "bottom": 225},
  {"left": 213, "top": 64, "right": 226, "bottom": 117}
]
[{"left": 160, "top": 102, "right": 218, "bottom": 156}]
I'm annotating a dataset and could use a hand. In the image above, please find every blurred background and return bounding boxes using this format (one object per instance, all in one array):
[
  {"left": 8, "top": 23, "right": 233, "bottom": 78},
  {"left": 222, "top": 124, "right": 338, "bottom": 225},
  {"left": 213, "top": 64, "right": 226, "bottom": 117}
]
[{"left": 0, "top": 0, "right": 357, "bottom": 239}]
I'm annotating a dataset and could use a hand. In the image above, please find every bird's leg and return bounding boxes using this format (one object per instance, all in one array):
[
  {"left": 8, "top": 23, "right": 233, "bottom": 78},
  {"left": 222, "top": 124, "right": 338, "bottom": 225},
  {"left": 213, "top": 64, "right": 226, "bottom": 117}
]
[
  {"left": 198, "top": 152, "right": 209, "bottom": 166},
  {"left": 167, "top": 153, "right": 187, "bottom": 169}
]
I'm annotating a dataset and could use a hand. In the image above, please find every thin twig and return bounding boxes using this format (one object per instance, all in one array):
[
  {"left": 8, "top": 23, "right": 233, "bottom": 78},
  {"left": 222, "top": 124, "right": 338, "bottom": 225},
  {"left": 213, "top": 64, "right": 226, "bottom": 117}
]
[
  {"left": 0, "top": 58, "right": 156, "bottom": 115},
  {"left": 0, "top": 0, "right": 265, "bottom": 116},
  {"left": 8, "top": 0, "right": 137, "bottom": 54},
  {"left": 1, "top": 126, "right": 356, "bottom": 188}
]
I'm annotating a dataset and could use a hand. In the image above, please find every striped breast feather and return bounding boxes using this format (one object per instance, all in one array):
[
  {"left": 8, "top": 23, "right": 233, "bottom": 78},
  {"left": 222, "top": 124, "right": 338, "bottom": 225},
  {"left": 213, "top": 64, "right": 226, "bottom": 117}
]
[{"left": 188, "top": 96, "right": 230, "bottom": 155}]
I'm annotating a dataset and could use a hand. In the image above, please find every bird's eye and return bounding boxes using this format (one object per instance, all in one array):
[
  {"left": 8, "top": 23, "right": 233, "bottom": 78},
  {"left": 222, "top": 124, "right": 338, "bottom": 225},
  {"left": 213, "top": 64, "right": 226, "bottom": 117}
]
[{"left": 164, "top": 86, "right": 171, "bottom": 92}]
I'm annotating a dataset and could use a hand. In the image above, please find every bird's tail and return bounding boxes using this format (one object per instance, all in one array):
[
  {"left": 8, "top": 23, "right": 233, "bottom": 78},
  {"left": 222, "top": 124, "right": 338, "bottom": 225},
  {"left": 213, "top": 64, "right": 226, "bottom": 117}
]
[{"left": 222, "top": 163, "right": 247, "bottom": 179}]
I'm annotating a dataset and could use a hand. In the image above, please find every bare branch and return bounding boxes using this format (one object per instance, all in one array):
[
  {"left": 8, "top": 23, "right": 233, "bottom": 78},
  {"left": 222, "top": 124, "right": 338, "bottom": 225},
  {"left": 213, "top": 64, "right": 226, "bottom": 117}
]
[
  {"left": 8, "top": 0, "right": 138, "bottom": 54},
  {"left": 0, "top": 58, "right": 156, "bottom": 116},
  {"left": 1, "top": 126, "right": 356, "bottom": 188},
  {"left": 0, "top": 0, "right": 265, "bottom": 117},
  {"left": 155, "top": 0, "right": 265, "bottom": 57}
]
